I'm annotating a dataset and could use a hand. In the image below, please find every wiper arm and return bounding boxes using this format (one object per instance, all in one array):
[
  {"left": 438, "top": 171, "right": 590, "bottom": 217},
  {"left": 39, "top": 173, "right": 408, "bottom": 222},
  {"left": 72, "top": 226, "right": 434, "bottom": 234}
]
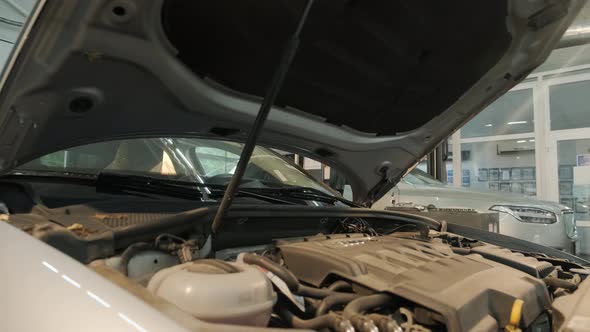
[
  {"left": 282, "top": 186, "right": 360, "bottom": 206},
  {"left": 96, "top": 172, "right": 204, "bottom": 200},
  {"left": 96, "top": 172, "right": 297, "bottom": 205},
  {"left": 245, "top": 186, "right": 360, "bottom": 207},
  {"left": 207, "top": 188, "right": 297, "bottom": 205}
]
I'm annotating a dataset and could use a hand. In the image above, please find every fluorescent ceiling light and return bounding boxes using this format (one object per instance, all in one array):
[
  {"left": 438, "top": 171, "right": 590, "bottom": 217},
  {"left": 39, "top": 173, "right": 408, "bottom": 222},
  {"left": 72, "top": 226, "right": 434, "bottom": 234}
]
[
  {"left": 507, "top": 121, "right": 527, "bottom": 125},
  {"left": 517, "top": 140, "right": 527, "bottom": 143},
  {"left": 484, "top": 124, "right": 493, "bottom": 127},
  {"left": 529, "top": 139, "right": 535, "bottom": 142},
  {"left": 564, "top": 26, "right": 590, "bottom": 36}
]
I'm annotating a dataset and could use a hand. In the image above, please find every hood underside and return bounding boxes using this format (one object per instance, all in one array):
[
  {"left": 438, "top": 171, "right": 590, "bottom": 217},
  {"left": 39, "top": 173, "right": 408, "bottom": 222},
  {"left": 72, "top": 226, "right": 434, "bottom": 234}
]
[
  {"left": 0, "top": 0, "right": 582, "bottom": 203},
  {"left": 163, "top": 0, "right": 511, "bottom": 136}
]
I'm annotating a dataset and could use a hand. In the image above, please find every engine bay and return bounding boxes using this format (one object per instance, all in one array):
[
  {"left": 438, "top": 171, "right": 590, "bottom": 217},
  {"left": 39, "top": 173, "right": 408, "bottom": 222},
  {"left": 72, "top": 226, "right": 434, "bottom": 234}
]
[
  {"left": 80, "top": 228, "right": 588, "bottom": 332},
  {"left": 3, "top": 178, "right": 590, "bottom": 331}
]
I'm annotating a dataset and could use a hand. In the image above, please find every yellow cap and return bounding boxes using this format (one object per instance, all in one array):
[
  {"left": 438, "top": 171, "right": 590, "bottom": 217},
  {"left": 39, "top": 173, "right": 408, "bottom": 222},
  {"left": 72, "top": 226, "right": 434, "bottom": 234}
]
[{"left": 506, "top": 299, "right": 524, "bottom": 332}]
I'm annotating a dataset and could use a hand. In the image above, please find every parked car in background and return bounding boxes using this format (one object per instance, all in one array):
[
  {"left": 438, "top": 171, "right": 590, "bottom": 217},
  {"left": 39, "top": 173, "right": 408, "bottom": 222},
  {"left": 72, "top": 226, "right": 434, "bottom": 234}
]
[{"left": 372, "top": 168, "right": 579, "bottom": 253}]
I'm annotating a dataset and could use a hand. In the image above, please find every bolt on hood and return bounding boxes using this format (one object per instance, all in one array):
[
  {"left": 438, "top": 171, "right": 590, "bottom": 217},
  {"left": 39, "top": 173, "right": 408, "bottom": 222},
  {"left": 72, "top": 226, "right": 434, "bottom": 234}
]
[{"left": 0, "top": 0, "right": 583, "bottom": 204}]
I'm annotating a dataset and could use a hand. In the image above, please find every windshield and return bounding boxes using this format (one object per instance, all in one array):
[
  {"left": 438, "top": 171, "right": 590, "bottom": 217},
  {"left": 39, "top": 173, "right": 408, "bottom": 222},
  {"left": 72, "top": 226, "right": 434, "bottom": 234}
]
[
  {"left": 16, "top": 138, "right": 331, "bottom": 194},
  {"left": 403, "top": 168, "right": 445, "bottom": 186}
]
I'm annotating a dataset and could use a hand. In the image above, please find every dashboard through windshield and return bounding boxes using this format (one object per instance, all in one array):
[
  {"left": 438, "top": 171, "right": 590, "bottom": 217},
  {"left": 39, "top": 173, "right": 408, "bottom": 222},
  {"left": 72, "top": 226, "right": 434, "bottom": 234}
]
[{"left": 16, "top": 138, "right": 331, "bottom": 194}]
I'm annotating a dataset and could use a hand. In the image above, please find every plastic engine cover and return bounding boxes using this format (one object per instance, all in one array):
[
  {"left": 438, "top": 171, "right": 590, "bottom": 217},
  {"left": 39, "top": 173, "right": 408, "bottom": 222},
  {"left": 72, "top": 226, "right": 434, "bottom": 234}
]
[
  {"left": 278, "top": 234, "right": 551, "bottom": 332},
  {"left": 147, "top": 260, "right": 276, "bottom": 326}
]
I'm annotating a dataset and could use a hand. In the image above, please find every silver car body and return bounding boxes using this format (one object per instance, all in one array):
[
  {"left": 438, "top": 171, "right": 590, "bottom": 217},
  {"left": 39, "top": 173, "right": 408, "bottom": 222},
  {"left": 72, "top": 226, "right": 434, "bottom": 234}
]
[
  {"left": 372, "top": 171, "right": 577, "bottom": 251},
  {"left": 0, "top": 221, "right": 189, "bottom": 332},
  {"left": 0, "top": 220, "right": 292, "bottom": 332}
]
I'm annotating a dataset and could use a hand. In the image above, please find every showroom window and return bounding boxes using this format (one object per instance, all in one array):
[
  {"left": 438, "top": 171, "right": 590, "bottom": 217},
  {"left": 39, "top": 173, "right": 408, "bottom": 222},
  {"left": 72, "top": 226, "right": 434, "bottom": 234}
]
[
  {"left": 453, "top": 81, "right": 537, "bottom": 193},
  {"left": 452, "top": 36, "right": 590, "bottom": 205},
  {"left": 539, "top": 44, "right": 590, "bottom": 227},
  {"left": 460, "top": 139, "right": 536, "bottom": 195},
  {"left": 550, "top": 80, "right": 590, "bottom": 130},
  {"left": 557, "top": 139, "right": 590, "bottom": 210},
  {"left": 461, "top": 89, "right": 535, "bottom": 138}
]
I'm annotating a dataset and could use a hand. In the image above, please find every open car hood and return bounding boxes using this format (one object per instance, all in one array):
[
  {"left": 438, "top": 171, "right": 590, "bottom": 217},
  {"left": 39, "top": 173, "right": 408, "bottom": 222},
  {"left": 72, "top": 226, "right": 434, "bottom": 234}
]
[{"left": 0, "top": 0, "right": 582, "bottom": 204}]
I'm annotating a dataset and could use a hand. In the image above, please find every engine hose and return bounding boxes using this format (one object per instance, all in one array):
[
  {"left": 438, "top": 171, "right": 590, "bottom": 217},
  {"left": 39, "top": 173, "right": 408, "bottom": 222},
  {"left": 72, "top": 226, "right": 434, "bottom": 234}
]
[
  {"left": 242, "top": 253, "right": 300, "bottom": 292},
  {"left": 328, "top": 280, "right": 353, "bottom": 292},
  {"left": 119, "top": 242, "right": 153, "bottom": 276},
  {"left": 278, "top": 307, "right": 354, "bottom": 332},
  {"left": 543, "top": 276, "right": 578, "bottom": 291},
  {"left": 451, "top": 247, "right": 471, "bottom": 255},
  {"left": 298, "top": 285, "right": 345, "bottom": 299},
  {"left": 343, "top": 294, "right": 395, "bottom": 332},
  {"left": 344, "top": 293, "right": 395, "bottom": 316},
  {"left": 316, "top": 293, "right": 361, "bottom": 316},
  {"left": 242, "top": 253, "right": 353, "bottom": 299}
]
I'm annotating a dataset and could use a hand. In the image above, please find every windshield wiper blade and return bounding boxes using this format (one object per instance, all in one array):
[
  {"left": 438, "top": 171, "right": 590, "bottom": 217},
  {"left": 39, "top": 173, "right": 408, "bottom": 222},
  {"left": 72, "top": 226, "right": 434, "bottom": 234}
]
[
  {"left": 96, "top": 172, "right": 298, "bottom": 205},
  {"left": 241, "top": 186, "right": 359, "bottom": 207},
  {"left": 277, "top": 186, "right": 359, "bottom": 206},
  {"left": 96, "top": 172, "right": 205, "bottom": 200}
]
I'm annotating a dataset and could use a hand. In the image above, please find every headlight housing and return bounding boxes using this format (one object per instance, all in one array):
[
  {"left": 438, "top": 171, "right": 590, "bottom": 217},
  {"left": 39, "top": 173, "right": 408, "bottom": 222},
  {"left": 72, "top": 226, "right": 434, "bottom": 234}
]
[
  {"left": 562, "top": 210, "right": 578, "bottom": 240},
  {"left": 490, "top": 205, "right": 557, "bottom": 224}
]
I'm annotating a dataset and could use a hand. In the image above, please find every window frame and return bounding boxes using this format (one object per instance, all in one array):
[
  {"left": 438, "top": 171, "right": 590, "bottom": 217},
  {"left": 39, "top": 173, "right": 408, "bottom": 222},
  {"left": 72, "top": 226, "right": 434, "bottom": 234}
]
[
  {"left": 453, "top": 65, "right": 590, "bottom": 207},
  {"left": 453, "top": 81, "right": 539, "bottom": 195}
]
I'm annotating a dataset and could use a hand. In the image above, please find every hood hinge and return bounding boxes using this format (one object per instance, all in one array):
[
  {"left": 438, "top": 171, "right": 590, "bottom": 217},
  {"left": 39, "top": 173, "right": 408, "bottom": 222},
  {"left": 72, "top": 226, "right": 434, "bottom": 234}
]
[{"left": 364, "top": 164, "right": 401, "bottom": 207}]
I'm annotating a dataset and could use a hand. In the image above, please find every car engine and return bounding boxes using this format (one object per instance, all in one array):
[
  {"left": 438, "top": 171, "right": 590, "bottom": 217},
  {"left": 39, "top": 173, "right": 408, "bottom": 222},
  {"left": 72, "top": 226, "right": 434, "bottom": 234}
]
[
  {"left": 90, "top": 231, "right": 583, "bottom": 332},
  {"left": 276, "top": 234, "right": 552, "bottom": 331},
  {"left": 4, "top": 186, "right": 585, "bottom": 332}
]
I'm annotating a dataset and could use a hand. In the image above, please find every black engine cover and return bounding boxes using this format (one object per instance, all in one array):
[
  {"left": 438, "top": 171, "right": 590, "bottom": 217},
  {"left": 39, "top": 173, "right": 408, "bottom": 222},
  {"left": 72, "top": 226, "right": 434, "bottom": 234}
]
[{"left": 278, "top": 234, "right": 551, "bottom": 332}]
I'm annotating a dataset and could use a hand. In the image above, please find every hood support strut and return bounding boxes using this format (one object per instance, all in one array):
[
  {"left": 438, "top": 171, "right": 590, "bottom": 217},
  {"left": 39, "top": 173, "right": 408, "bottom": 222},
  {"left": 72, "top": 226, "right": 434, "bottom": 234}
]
[{"left": 211, "top": 0, "right": 315, "bottom": 234}]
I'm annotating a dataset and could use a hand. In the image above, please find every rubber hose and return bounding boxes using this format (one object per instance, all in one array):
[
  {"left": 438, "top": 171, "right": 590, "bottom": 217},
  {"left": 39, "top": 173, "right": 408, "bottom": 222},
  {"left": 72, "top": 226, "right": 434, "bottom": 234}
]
[
  {"left": 278, "top": 307, "right": 354, "bottom": 332},
  {"left": 298, "top": 285, "right": 345, "bottom": 299},
  {"left": 344, "top": 293, "right": 395, "bottom": 317},
  {"left": 544, "top": 277, "right": 578, "bottom": 291},
  {"left": 242, "top": 253, "right": 300, "bottom": 292},
  {"left": 242, "top": 254, "right": 354, "bottom": 299},
  {"left": 119, "top": 242, "right": 153, "bottom": 276},
  {"left": 451, "top": 247, "right": 471, "bottom": 255},
  {"left": 316, "top": 293, "right": 361, "bottom": 316},
  {"left": 328, "top": 280, "right": 353, "bottom": 292}
]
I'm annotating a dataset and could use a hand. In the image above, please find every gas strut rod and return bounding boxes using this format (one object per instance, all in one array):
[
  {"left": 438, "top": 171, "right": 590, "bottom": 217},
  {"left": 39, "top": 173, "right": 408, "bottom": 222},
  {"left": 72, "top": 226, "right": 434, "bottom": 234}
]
[{"left": 211, "top": 0, "right": 315, "bottom": 234}]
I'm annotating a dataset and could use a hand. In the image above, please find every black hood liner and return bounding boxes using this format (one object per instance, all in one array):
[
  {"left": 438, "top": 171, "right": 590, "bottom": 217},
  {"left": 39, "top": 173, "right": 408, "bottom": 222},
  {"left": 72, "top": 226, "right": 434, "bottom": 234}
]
[{"left": 162, "top": 0, "right": 511, "bottom": 135}]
